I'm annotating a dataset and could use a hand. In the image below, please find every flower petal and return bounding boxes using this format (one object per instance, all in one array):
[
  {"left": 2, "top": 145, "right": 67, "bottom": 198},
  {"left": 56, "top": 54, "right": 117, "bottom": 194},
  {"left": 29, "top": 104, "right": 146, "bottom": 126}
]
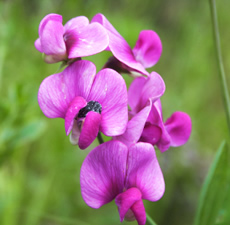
[
  {"left": 126, "top": 142, "right": 165, "bottom": 201},
  {"left": 35, "top": 14, "right": 65, "bottom": 56},
  {"left": 128, "top": 76, "right": 146, "bottom": 113},
  {"left": 146, "top": 99, "right": 162, "bottom": 122},
  {"left": 131, "top": 199, "right": 146, "bottom": 225},
  {"left": 80, "top": 140, "right": 128, "bottom": 208},
  {"left": 128, "top": 72, "right": 165, "bottom": 113},
  {"left": 115, "top": 187, "right": 142, "bottom": 222},
  {"left": 114, "top": 102, "right": 151, "bottom": 147},
  {"left": 69, "top": 121, "right": 81, "bottom": 145},
  {"left": 139, "top": 123, "right": 162, "bottom": 145},
  {"left": 64, "top": 96, "right": 87, "bottom": 135},
  {"left": 38, "top": 14, "right": 62, "bottom": 36},
  {"left": 144, "top": 102, "right": 191, "bottom": 152},
  {"left": 38, "top": 60, "right": 96, "bottom": 118},
  {"left": 142, "top": 101, "right": 171, "bottom": 152},
  {"left": 78, "top": 111, "right": 102, "bottom": 149},
  {"left": 64, "top": 16, "right": 89, "bottom": 32},
  {"left": 34, "top": 38, "right": 42, "bottom": 52},
  {"left": 40, "top": 19, "right": 66, "bottom": 56},
  {"left": 91, "top": 13, "right": 148, "bottom": 76},
  {"left": 133, "top": 30, "right": 162, "bottom": 68},
  {"left": 66, "top": 22, "right": 109, "bottom": 58},
  {"left": 87, "top": 68, "right": 128, "bottom": 136},
  {"left": 164, "top": 111, "right": 192, "bottom": 147},
  {"left": 139, "top": 72, "right": 165, "bottom": 110}
]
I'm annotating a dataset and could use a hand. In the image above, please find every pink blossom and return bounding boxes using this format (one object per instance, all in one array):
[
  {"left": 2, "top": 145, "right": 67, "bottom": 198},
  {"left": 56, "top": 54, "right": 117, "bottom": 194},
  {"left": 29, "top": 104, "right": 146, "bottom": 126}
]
[
  {"left": 114, "top": 72, "right": 165, "bottom": 147},
  {"left": 139, "top": 99, "right": 192, "bottom": 152},
  {"left": 80, "top": 140, "right": 165, "bottom": 225},
  {"left": 35, "top": 14, "right": 109, "bottom": 63},
  {"left": 115, "top": 74, "right": 191, "bottom": 152},
  {"left": 38, "top": 60, "right": 128, "bottom": 149},
  {"left": 91, "top": 13, "right": 162, "bottom": 76}
]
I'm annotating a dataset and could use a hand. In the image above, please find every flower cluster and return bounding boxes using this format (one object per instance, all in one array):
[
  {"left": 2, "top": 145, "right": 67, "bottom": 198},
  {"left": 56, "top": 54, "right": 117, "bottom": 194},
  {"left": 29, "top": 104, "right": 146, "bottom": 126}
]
[{"left": 35, "top": 13, "right": 192, "bottom": 225}]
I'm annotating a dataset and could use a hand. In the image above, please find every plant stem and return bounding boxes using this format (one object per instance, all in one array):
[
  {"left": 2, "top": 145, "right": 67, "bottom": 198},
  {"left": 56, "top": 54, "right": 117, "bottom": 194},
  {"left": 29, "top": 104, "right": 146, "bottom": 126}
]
[
  {"left": 209, "top": 0, "right": 230, "bottom": 137},
  {"left": 146, "top": 212, "right": 157, "bottom": 225},
  {"left": 55, "top": 61, "right": 67, "bottom": 73},
  {"left": 97, "top": 132, "right": 104, "bottom": 144}
]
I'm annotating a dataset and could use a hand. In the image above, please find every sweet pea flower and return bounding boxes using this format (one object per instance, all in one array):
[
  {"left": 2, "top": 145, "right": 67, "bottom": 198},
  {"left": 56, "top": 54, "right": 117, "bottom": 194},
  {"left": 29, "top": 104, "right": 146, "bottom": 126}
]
[
  {"left": 91, "top": 13, "right": 162, "bottom": 76},
  {"left": 80, "top": 140, "right": 165, "bottom": 225},
  {"left": 35, "top": 14, "right": 109, "bottom": 63},
  {"left": 116, "top": 74, "right": 192, "bottom": 152},
  {"left": 139, "top": 99, "right": 192, "bottom": 152},
  {"left": 114, "top": 71, "right": 165, "bottom": 147},
  {"left": 38, "top": 60, "right": 128, "bottom": 149}
]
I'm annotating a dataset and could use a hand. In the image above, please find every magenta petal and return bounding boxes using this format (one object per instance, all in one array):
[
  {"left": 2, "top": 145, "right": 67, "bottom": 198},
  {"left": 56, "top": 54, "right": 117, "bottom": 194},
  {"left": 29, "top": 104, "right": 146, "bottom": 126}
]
[
  {"left": 78, "top": 111, "right": 101, "bottom": 149},
  {"left": 38, "top": 60, "right": 96, "bottom": 118},
  {"left": 34, "top": 38, "right": 42, "bottom": 52},
  {"left": 140, "top": 100, "right": 166, "bottom": 146},
  {"left": 88, "top": 68, "right": 128, "bottom": 136},
  {"left": 156, "top": 133, "right": 171, "bottom": 152},
  {"left": 91, "top": 13, "right": 148, "bottom": 76},
  {"left": 80, "top": 140, "right": 128, "bottom": 208},
  {"left": 133, "top": 30, "right": 162, "bottom": 68},
  {"left": 128, "top": 72, "right": 165, "bottom": 113},
  {"left": 38, "top": 73, "right": 69, "bottom": 118},
  {"left": 145, "top": 102, "right": 191, "bottom": 152},
  {"left": 114, "top": 102, "right": 151, "bottom": 147},
  {"left": 144, "top": 100, "right": 171, "bottom": 152},
  {"left": 128, "top": 76, "right": 147, "bottom": 113},
  {"left": 146, "top": 99, "right": 162, "bottom": 123},
  {"left": 126, "top": 142, "right": 165, "bottom": 201},
  {"left": 139, "top": 124, "right": 162, "bottom": 145},
  {"left": 139, "top": 72, "right": 165, "bottom": 110},
  {"left": 66, "top": 22, "right": 109, "bottom": 58},
  {"left": 64, "top": 16, "right": 89, "bottom": 32},
  {"left": 38, "top": 14, "right": 62, "bottom": 36},
  {"left": 64, "top": 96, "right": 87, "bottom": 135},
  {"left": 131, "top": 200, "right": 146, "bottom": 225},
  {"left": 115, "top": 187, "right": 142, "bottom": 222},
  {"left": 165, "top": 111, "right": 192, "bottom": 147},
  {"left": 40, "top": 19, "right": 66, "bottom": 56},
  {"left": 35, "top": 14, "right": 66, "bottom": 61}
]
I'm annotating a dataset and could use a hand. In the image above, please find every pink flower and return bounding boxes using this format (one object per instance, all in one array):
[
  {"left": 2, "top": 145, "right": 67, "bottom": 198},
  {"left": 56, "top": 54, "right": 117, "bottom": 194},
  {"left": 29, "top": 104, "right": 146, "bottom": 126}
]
[
  {"left": 91, "top": 13, "right": 162, "bottom": 76},
  {"left": 115, "top": 74, "right": 192, "bottom": 152},
  {"left": 35, "top": 14, "right": 109, "bottom": 63},
  {"left": 139, "top": 99, "right": 192, "bottom": 152},
  {"left": 38, "top": 60, "right": 128, "bottom": 149},
  {"left": 80, "top": 140, "right": 165, "bottom": 225},
  {"left": 114, "top": 72, "right": 165, "bottom": 147}
]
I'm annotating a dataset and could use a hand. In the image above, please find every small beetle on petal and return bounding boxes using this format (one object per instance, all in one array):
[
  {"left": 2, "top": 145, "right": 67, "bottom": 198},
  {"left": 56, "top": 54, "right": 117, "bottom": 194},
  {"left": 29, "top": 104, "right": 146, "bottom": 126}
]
[{"left": 38, "top": 60, "right": 128, "bottom": 149}]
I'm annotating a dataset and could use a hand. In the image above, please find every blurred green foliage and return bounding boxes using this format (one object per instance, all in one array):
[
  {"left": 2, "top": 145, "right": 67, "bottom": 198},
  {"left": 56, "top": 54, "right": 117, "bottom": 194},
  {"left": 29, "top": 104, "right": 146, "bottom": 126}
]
[
  {"left": 0, "top": 0, "right": 229, "bottom": 224},
  {"left": 194, "top": 141, "right": 229, "bottom": 225}
]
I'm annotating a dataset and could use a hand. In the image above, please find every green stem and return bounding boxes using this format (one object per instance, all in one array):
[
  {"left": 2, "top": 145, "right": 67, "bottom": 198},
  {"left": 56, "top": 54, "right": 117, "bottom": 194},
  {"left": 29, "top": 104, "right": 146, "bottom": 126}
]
[
  {"left": 97, "top": 132, "right": 104, "bottom": 144},
  {"left": 56, "top": 61, "right": 67, "bottom": 73},
  {"left": 209, "top": 0, "right": 230, "bottom": 137},
  {"left": 146, "top": 212, "right": 157, "bottom": 225}
]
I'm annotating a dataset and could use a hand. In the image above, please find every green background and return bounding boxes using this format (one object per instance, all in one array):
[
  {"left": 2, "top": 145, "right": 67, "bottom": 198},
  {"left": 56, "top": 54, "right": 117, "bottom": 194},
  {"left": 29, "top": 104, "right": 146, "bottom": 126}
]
[{"left": 0, "top": 0, "right": 229, "bottom": 224}]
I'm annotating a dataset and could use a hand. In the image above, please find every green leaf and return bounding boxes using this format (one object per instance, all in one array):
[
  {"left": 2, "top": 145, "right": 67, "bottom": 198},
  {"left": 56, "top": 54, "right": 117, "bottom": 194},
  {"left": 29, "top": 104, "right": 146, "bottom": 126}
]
[{"left": 194, "top": 141, "right": 229, "bottom": 225}]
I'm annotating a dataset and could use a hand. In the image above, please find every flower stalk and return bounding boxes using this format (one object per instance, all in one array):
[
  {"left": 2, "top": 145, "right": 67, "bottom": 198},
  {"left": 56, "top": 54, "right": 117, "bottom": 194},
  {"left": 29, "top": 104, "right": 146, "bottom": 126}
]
[
  {"left": 97, "top": 132, "right": 104, "bottom": 144},
  {"left": 146, "top": 212, "right": 157, "bottom": 225},
  {"left": 209, "top": 0, "right": 230, "bottom": 137}
]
